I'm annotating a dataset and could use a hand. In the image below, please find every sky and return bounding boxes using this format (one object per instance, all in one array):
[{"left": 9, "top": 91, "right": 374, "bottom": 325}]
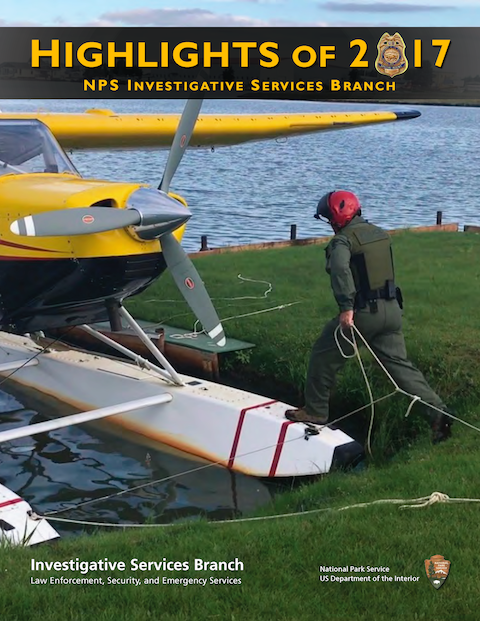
[{"left": 1, "top": 0, "right": 480, "bottom": 28}]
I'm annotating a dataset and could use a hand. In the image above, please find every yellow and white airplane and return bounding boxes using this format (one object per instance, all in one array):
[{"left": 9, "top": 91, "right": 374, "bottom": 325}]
[
  {"left": 0, "top": 102, "right": 422, "bottom": 544},
  {"left": 0, "top": 104, "right": 419, "bottom": 340}
]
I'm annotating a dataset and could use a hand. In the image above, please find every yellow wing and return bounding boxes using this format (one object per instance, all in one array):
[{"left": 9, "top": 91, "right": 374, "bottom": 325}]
[{"left": 0, "top": 109, "right": 420, "bottom": 150}]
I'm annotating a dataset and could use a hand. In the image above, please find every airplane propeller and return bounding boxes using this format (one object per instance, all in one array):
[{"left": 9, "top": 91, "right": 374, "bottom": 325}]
[
  {"left": 159, "top": 99, "right": 203, "bottom": 194},
  {"left": 10, "top": 205, "right": 189, "bottom": 238},
  {"left": 157, "top": 99, "right": 226, "bottom": 347},
  {"left": 10, "top": 98, "right": 226, "bottom": 347}
]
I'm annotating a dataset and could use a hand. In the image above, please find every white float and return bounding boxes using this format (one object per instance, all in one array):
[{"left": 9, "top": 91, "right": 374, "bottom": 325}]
[
  {"left": 0, "top": 330, "right": 363, "bottom": 479},
  {"left": 0, "top": 483, "right": 59, "bottom": 546}
]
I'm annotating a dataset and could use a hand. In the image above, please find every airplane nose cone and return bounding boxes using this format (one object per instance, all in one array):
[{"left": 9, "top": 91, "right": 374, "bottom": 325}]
[{"left": 126, "top": 187, "right": 192, "bottom": 240}]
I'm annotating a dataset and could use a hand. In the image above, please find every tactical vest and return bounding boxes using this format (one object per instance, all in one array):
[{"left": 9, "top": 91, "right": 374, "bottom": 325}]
[{"left": 340, "top": 221, "right": 395, "bottom": 293}]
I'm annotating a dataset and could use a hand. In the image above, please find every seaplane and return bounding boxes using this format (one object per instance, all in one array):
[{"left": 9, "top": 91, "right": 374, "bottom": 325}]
[{"left": 0, "top": 101, "right": 420, "bottom": 545}]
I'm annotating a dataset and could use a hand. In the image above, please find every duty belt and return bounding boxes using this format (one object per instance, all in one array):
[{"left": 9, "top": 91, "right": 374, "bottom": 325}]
[{"left": 354, "top": 280, "right": 397, "bottom": 313}]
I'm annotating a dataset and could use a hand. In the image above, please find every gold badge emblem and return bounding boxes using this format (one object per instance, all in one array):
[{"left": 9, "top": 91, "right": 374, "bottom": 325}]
[
  {"left": 424, "top": 555, "right": 451, "bottom": 589},
  {"left": 375, "top": 32, "right": 408, "bottom": 78}
]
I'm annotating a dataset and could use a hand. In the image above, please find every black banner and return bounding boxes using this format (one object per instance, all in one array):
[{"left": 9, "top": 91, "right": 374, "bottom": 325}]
[{"left": 0, "top": 27, "right": 475, "bottom": 99}]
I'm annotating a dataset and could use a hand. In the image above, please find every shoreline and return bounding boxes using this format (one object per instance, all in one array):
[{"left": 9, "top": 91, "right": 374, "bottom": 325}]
[{"left": 324, "top": 98, "right": 480, "bottom": 107}]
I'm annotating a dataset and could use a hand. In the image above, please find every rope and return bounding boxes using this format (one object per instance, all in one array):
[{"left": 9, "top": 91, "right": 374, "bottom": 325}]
[
  {"left": 331, "top": 323, "right": 480, "bottom": 458},
  {"left": 32, "top": 491, "right": 480, "bottom": 529},
  {"left": 143, "top": 274, "right": 273, "bottom": 304},
  {"left": 351, "top": 323, "right": 480, "bottom": 432},
  {"left": 170, "top": 302, "right": 302, "bottom": 342},
  {"left": 334, "top": 326, "right": 376, "bottom": 458},
  {"left": 140, "top": 272, "right": 303, "bottom": 343}
]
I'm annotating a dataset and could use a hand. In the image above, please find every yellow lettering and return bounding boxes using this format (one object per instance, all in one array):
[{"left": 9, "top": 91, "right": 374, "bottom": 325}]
[
  {"left": 432, "top": 39, "right": 450, "bottom": 67},
  {"left": 319, "top": 46, "right": 335, "bottom": 67},
  {"left": 204, "top": 42, "right": 229, "bottom": 67},
  {"left": 107, "top": 41, "right": 133, "bottom": 67},
  {"left": 77, "top": 42, "right": 102, "bottom": 68},
  {"left": 292, "top": 45, "right": 316, "bottom": 68},
  {"left": 414, "top": 39, "right": 422, "bottom": 68},
  {"left": 65, "top": 42, "right": 73, "bottom": 68},
  {"left": 259, "top": 42, "right": 279, "bottom": 68},
  {"left": 350, "top": 39, "right": 368, "bottom": 68},
  {"left": 173, "top": 42, "right": 198, "bottom": 68},
  {"left": 231, "top": 42, "right": 257, "bottom": 67},
  {"left": 138, "top": 42, "right": 158, "bottom": 67},
  {"left": 31, "top": 39, "right": 60, "bottom": 68},
  {"left": 160, "top": 42, "right": 169, "bottom": 68},
  {"left": 331, "top": 79, "right": 341, "bottom": 91}
]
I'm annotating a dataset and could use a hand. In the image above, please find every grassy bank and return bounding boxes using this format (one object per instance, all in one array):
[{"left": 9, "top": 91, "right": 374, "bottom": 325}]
[
  {"left": 1, "top": 230, "right": 480, "bottom": 620},
  {"left": 129, "top": 230, "right": 480, "bottom": 451}
]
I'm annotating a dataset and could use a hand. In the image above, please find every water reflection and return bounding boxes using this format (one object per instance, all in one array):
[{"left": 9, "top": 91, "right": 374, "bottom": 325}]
[{"left": 0, "top": 384, "right": 272, "bottom": 536}]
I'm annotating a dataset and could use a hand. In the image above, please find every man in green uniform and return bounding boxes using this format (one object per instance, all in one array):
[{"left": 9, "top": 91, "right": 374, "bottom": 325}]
[{"left": 285, "top": 190, "right": 452, "bottom": 443}]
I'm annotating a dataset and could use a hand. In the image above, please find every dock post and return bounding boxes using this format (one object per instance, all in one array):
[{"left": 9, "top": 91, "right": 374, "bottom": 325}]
[
  {"left": 200, "top": 235, "right": 209, "bottom": 251},
  {"left": 290, "top": 224, "right": 297, "bottom": 241},
  {"left": 436, "top": 211, "right": 443, "bottom": 225}
]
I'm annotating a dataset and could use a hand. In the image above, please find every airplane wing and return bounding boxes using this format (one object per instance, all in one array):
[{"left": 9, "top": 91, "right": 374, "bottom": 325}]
[{"left": 0, "top": 109, "right": 420, "bottom": 150}]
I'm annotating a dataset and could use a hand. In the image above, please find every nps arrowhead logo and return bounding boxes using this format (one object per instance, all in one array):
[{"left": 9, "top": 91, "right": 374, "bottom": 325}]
[{"left": 425, "top": 555, "right": 451, "bottom": 589}]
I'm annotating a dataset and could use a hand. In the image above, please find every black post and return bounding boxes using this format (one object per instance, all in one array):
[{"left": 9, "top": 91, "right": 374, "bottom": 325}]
[
  {"left": 436, "top": 211, "right": 442, "bottom": 225},
  {"left": 106, "top": 300, "right": 122, "bottom": 332},
  {"left": 200, "top": 235, "right": 209, "bottom": 251},
  {"left": 290, "top": 224, "right": 297, "bottom": 241}
]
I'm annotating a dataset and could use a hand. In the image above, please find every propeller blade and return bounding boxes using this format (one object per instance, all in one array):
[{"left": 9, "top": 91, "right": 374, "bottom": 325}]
[
  {"left": 161, "top": 232, "right": 226, "bottom": 347},
  {"left": 159, "top": 99, "right": 203, "bottom": 194},
  {"left": 10, "top": 207, "right": 141, "bottom": 237}
]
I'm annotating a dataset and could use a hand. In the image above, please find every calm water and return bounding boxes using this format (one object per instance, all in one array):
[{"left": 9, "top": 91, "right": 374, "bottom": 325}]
[
  {"left": 0, "top": 384, "right": 272, "bottom": 535},
  {"left": 0, "top": 99, "right": 475, "bottom": 533}
]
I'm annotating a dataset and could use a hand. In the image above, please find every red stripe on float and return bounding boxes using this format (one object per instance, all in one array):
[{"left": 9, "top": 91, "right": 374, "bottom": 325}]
[
  {"left": 0, "top": 497, "right": 23, "bottom": 510},
  {"left": 268, "top": 421, "right": 295, "bottom": 477},
  {"left": 228, "top": 400, "right": 277, "bottom": 469}
]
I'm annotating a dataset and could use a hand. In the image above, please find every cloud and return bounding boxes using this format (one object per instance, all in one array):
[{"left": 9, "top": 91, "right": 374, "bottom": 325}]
[
  {"left": 318, "top": 0, "right": 455, "bottom": 9},
  {"left": 99, "top": 7, "right": 325, "bottom": 27},
  {"left": 0, "top": 18, "right": 42, "bottom": 26}
]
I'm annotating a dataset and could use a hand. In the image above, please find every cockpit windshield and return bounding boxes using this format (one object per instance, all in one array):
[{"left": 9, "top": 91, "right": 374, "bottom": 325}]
[{"left": 0, "top": 119, "right": 79, "bottom": 177}]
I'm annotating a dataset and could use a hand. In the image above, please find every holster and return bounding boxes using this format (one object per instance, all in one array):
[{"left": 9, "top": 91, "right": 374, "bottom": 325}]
[
  {"left": 354, "top": 279, "right": 398, "bottom": 314},
  {"left": 395, "top": 286, "right": 404, "bottom": 310}
]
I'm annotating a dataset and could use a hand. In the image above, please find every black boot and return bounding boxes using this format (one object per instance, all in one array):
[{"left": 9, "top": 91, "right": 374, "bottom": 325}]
[{"left": 431, "top": 410, "right": 454, "bottom": 444}]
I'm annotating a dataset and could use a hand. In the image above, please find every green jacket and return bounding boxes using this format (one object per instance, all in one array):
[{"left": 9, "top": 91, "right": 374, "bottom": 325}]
[{"left": 325, "top": 215, "right": 394, "bottom": 312}]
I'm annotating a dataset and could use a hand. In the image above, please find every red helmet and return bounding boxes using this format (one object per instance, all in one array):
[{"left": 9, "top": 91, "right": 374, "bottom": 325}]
[{"left": 315, "top": 190, "right": 361, "bottom": 229}]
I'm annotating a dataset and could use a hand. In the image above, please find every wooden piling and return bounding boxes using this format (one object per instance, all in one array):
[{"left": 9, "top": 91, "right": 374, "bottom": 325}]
[{"left": 200, "top": 235, "right": 209, "bottom": 251}]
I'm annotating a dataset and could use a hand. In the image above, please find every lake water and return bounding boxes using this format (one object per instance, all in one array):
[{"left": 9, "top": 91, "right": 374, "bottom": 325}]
[{"left": 0, "top": 98, "right": 476, "bottom": 535}]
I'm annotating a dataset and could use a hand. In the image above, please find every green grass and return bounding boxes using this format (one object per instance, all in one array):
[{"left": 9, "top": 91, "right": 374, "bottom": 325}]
[
  {"left": 1, "top": 231, "right": 480, "bottom": 620},
  {"left": 128, "top": 231, "right": 480, "bottom": 452}
]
